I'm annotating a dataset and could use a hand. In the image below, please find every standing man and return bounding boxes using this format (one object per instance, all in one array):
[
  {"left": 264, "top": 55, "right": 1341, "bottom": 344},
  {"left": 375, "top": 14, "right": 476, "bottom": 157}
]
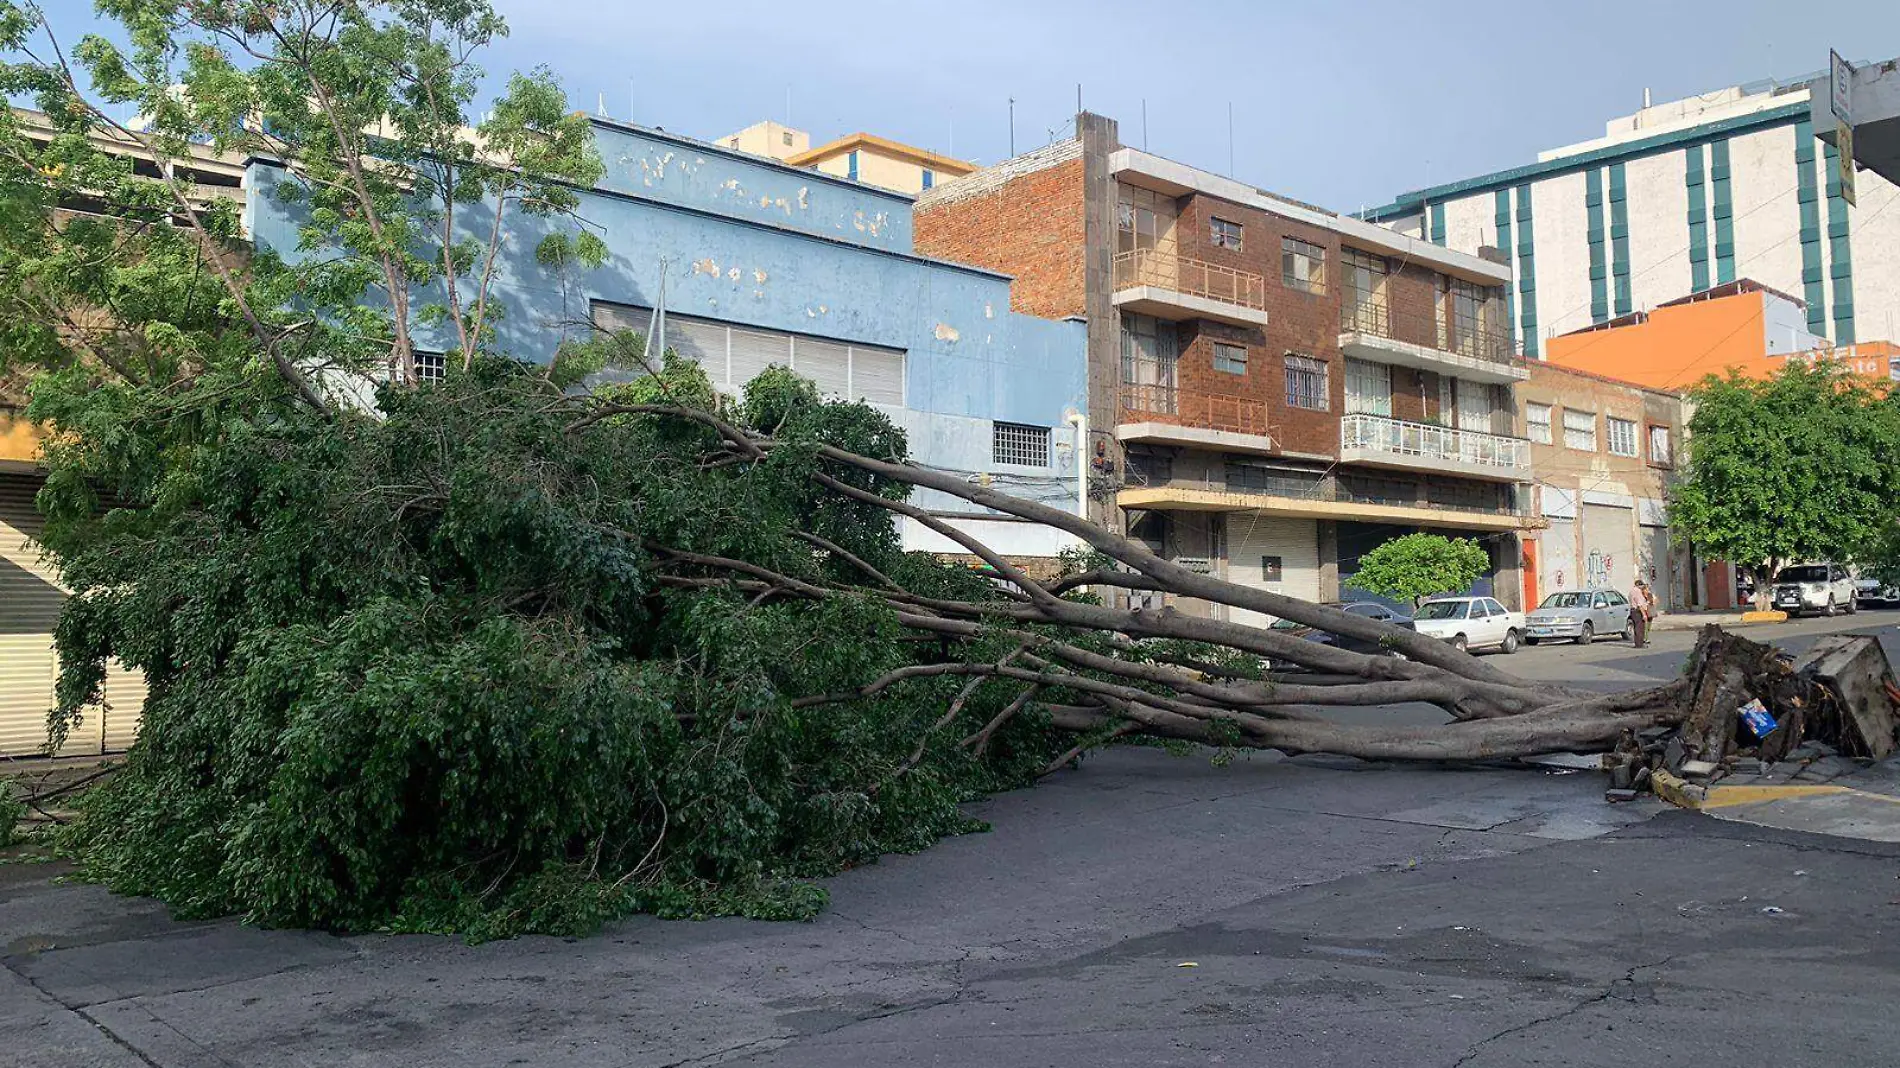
[{"left": 1630, "top": 578, "right": 1655, "bottom": 647}]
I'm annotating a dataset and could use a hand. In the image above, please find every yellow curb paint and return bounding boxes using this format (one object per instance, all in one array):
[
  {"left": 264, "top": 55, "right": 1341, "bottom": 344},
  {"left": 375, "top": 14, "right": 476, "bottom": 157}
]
[
  {"left": 1696, "top": 784, "right": 1851, "bottom": 809},
  {"left": 1739, "top": 610, "right": 1788, "bottom": 623}
]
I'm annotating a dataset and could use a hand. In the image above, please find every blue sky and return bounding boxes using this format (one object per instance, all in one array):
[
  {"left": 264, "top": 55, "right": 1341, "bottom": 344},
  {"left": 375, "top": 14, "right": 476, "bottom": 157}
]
[{"left": 36, "top": 0, "right": 1900, "bottom": 210}]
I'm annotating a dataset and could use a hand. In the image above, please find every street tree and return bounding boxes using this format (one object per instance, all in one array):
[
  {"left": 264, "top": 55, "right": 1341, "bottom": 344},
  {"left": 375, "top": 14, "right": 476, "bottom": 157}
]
[
  {"left": 1345, "top": 533, "right": 1491, "bottom": 607},
  {"left": 0, "top": 2, "right": 1880, "bottom": 938},
  {"left": 1668, "top": 362, "right": 1900, "bottom": 609}
]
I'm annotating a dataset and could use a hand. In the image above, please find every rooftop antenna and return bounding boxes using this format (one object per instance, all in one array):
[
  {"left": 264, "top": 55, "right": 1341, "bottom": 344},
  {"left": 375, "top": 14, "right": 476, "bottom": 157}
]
[
  {"left": 629, "top": 78, "right": 635, "bottom": 124},
  {"left": 597, "top": 91, "right": 606, "bottom": 118},
  {"left": 1008, "top": 97, "right": 1015, "bottom": 156},
  {"left": 1142, "top": 98, "right": 1148, "bottom": 149},
  {"left": 785, "top": 85, "right": 791, "bottom": 128},
  {"left": 1643, "top": 86, "right": 1653, "bottom": 108},
  {"left": 1227, "top": 101, "right": 1235, "bottom": 176},
  {"left": 1076, "top": 83, "right": 1082, "bottom": 114}
]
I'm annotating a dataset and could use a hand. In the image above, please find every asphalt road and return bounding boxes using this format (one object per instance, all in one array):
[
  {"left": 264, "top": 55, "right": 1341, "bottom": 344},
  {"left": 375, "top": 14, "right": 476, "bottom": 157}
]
[{"left": 5, "top": 612, "right": 1899, "bottom": 1068}]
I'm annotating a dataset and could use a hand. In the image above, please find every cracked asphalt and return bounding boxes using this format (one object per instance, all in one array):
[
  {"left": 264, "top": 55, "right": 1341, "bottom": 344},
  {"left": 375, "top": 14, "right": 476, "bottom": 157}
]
[{"left": 5, "top": 613, "right": 1899, "bottom": 1067}]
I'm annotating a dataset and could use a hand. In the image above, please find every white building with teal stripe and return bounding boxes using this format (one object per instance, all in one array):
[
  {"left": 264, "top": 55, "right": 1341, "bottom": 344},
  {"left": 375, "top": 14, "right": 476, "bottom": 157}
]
[{"left": 1365, "top": 73, "right": 1900, "bottom": 353}]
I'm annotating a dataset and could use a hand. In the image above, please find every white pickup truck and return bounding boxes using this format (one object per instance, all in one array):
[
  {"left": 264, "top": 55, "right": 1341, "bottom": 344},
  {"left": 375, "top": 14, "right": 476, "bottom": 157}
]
[{"left": 1409, "top": 595, "right": 1526, "bottom": 654}]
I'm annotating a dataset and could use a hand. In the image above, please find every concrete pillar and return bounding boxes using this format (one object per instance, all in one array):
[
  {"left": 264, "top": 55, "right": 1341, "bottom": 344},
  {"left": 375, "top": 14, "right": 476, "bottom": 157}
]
[{"left": 1317, "top": 520, "right": 1340, "bottom": 602}]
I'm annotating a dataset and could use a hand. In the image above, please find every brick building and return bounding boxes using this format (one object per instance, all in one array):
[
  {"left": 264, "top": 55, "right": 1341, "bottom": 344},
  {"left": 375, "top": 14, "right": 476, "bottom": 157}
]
[
  {"left": 916, "top": 113, "right": 1540, "bottom": 616},
  {"left": 1514, "top": 362, "right": 1701, "bottom": 613}
]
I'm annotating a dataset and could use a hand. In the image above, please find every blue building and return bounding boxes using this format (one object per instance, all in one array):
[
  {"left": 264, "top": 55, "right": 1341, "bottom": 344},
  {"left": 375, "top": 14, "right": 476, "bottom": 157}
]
[{"left": 244, "top": 119, "right": 1089, "bottom": 560}]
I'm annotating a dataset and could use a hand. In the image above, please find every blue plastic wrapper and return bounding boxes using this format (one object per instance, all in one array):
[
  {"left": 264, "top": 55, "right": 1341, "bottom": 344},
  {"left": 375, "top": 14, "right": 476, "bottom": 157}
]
[{"left": 1737, "top": 698, "right": 1777, "bottom": 739}]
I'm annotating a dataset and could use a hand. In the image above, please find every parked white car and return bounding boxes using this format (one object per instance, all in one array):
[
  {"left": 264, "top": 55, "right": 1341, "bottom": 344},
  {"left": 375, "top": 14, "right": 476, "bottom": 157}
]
[
  {"left": 1771, "top": 563, "right": 1859, "bottom": 617},
  {"left": 1411, "top": 596, "right": 1525, "bottom": 654}
]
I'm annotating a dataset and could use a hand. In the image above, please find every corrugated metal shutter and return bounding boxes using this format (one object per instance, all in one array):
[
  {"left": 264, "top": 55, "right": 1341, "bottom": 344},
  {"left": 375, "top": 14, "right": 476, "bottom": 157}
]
[
  {"left": 1223, "top": 514, "right": 1319, "bottom": 628},
  {"left": 1582, "top": 503, "right": 1636, "bottom": 591},
  {"left": 852, "top": 347, "right": 905, "bottom": 406},
  {"left": 728, "top": 327, "right": 791, "bottom": 393},
  {"left": 790, "top": 337, "right": 851, "bottom": 398},
  {"left": 669, "top": 319, "right": 729, "bottom": 385},
  {"left": 1540, "top": 518, "right": 1578, "bottom": 595},
  {"left": 1, "top": 472, "right": 144, "bottom": 757}
]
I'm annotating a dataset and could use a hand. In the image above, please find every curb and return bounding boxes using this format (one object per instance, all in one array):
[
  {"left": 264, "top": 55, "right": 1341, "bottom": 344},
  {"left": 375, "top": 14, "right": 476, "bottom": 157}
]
[{"left": 1649, "top": 769, "right": 1863, "bottom": 811}]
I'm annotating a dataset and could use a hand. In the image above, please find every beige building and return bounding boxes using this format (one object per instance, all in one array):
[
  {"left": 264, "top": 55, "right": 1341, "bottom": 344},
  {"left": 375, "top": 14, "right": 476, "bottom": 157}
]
[
  {"left": 1516, "top": 361, "right": 1702, "bottom": 614},
  {"left": 0, "top": 107, "right": 244, "bottom": 758},
  {"left": 719, "top": 121, "right": 976, "bottom": 195}
]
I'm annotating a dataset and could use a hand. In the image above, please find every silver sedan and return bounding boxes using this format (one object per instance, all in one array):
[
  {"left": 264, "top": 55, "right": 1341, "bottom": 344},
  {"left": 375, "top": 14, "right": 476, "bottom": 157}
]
[{"left": 1523, "top": 589, "right": 1633, "bottom": 645}]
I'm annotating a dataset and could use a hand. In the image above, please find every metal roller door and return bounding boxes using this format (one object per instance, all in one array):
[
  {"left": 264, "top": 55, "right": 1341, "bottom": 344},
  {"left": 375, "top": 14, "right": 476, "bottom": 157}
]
[
  {"left": 1540, "top": 518, "right": 1578, "bottom": 596},
  {"left": 1224, "top": 513, "right": 1319, "bottom": 628},
  {"left": 1, "top": 473, "right": 144, "bottom": 757},
  {"left": 1581, "top": 503, "right": 1636, "bottom": 593}
]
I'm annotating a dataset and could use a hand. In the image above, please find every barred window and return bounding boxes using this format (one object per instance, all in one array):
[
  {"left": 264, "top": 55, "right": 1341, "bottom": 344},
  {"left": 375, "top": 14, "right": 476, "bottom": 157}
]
[
  {"left": 414, "top": 351, "right": 446, "bottom": 383},
  {"left": 1212, "top": 342, "right": 1248, "bottom": 375},
  {"left": 1525, "top": 402, "right": 1552, "bottom": 444},
  {"left": 1284, "top": 354, "right": 1329, "bottom": 411},
  {"left": 1606, "top": 417, "right": 1638, "bottom": 457},
  {"left": 1562, "top": 408, "right": 1597, "bottom": 451},
  {"left": 1210, "top": 216, "right": 1243, "bottom": 250},
  {"left": 992, "top": 421, "right": 1051, "bottom": 467},
  {"left": 1226, "top": 461, "right": 1322, "bottom": 497},
  {"left": 1282, "top": 237, "right": 1327, "bottom": 294}
]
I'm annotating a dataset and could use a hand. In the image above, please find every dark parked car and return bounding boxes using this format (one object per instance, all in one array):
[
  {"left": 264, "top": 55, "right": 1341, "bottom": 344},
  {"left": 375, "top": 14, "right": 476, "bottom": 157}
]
[{"left": 1270, "top": 601, "right": 1416, "bottom": 657}]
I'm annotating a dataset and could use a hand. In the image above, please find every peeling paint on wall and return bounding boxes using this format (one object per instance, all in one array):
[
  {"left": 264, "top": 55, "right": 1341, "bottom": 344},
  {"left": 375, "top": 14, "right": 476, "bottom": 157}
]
[
  {"left": 772, "top": 197, "right": 788, "bottom": 214},
  {"left": 796, "top": 187, "right": 809, "bottom": 210},
  {"left": 726, "top": 267, "right": 741, "bottom": 282},
  {"left": 934, "top": 322, "right": 960, "bottom": 343},
  {"left": 721, "top": 178, "right": 740, "bottom": 192},
  {"left": 984, "top": 303, "right": 994, "bottom": 319},
  {"left": 759, "top": 195, "right": 772, "bottom": 208},
  {"left": 692, "top": 258, "right": 720, "bottom": 276},
  {"left": 753, "top": 269, "right": 768, "bottom": 284}
]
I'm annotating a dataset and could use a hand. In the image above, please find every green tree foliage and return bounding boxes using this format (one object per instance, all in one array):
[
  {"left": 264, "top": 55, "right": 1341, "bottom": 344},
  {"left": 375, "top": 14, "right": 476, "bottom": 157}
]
[
  {"left": 1669, "top": 362, "right": 1900, "bottom": 602},
  {"left": 1346, "top": 533, "right": 1491, "bottom": 606},
  {"left": 39, "top": 358, "right": 1076, "bottom": 937}
]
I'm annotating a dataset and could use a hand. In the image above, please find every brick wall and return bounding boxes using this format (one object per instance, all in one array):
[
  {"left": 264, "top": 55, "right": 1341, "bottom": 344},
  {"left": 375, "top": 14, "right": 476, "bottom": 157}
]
[{"left": 914, "top": 142, "right": 1087, "bottom": 321}]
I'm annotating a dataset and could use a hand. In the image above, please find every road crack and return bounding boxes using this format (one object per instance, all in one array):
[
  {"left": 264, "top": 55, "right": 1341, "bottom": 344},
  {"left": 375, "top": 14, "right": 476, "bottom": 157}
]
[{"left": 1449, "top": 955, "right": 1676, "bottom": 1068}]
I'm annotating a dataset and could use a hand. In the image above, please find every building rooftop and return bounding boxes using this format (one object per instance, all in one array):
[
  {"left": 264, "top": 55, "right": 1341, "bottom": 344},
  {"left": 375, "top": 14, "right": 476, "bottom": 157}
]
[{"left": 784, "top": 132, "right": 976, "bottom": 175}]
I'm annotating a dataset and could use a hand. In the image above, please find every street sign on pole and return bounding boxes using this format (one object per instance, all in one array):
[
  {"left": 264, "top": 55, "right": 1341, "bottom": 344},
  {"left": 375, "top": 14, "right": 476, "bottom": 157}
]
[
  {"left": 1838, "top": 121, "right": 1858, "bottom": 207},
  {"left": 1830, "top": 50, "right": 1854, "bottom": 123}
]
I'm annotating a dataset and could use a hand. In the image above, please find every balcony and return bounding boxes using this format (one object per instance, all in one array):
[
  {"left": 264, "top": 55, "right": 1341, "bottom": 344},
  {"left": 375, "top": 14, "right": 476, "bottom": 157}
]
[
  {"left": 1113, "top": 249, "right": 1269, "bottom": 328},
  {"left": 1116, "top": 467, "right": 1537, "bottom": 533},
  {"left": 1116, "top": 385, "right": 1276, "bottom": 456},
  {"left": 1338, "top": 412, "right": 1530, "bottom": 482},
  {"left": 1338, "top": 303, "right": 1527, "bottom": 384}
]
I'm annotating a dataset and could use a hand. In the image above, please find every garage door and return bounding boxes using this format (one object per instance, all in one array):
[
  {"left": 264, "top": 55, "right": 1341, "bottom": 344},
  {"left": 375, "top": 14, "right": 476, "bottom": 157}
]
[
  {"left": 1640, "top": 525, "right": 1674, "bottom": 610},
  {"left": 1581, "top": 503, "right": 1635, "bottom": 593},
  {"left": 1538, "top": 519, "right": 1577, "bottom": 598},
  {"left": 1, "top": 473, "right": 145, "bottom": 758},
  {"left": 1224, "top": 514, "right": 1319, "bottom": 628}
]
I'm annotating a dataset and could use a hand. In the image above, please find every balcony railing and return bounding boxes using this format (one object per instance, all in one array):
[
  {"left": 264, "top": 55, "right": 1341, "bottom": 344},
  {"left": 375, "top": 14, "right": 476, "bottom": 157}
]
[
  {"left": 1339, "top": 301, "right": 1515, "bottom": 366},
  {"left": 1120, "top": 385, "right": 1273, "bottom": 438},
  {"left": 1114, "top": 248, "right": 1267, "bottom": 313},
  {"left": 1125, "top": 468, "right": 1531, "bottom": 519},
  {"left": 1340, "top": 412, "right": 1530, "bottom": 472}
]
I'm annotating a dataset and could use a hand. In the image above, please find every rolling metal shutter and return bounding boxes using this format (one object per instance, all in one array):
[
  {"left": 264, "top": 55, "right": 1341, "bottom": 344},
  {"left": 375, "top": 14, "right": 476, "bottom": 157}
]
[
  {"left": 1539, "top": 518, "right": 1578, "bottom": 596},
  {"left": 590, "top": 302, "right": 905, "bottom": 406},
  {"left": 1, "top": 473, "right": 145, "bottom": 757},
  {"left": 1581, "top": 503, "right": 1636, "bottom": 592},
  {"left": 1224, "top": 514, "right": 1319, "bottom": 628}
]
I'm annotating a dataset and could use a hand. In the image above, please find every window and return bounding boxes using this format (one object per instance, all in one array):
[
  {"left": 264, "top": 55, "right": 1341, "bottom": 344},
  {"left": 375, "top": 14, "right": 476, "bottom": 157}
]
[
  {"left": 1226, "top": 462, "right": 1322, "bottom": 497},
  {"left": 1344, "top": 357, "right": 1392, "bottom": 416},
  {"left": 1606, "top": 591, "right": 1628, "bottom": 606},
  {"left": 1438, "top": 276, "right": 1505, "bottom": 359},
  {"left": 1562, "top": 408, "right": 1597, "bottom": 451},
  {"left": 921, "top": 169, "right": 934, "bottom": 190},
  {"left": 1121, "top": 314, "right": 1179, "bottom": 412},
  {"left": 1260, "top": 555, "right": 1283, "bottom": 582},
  {"left": 1284, "top": 354, "right": 1329, "bottom": 410},
  {"left": 1526, "top": 402, "right": 1553, "bottom": 444},
  {"left": 1210, "top": 216, "right": 1243, "bottom": 250},
  {"left": 1282, "top": 237, "right": 1327, "bottom": 293},
  {"left": 1341, "top": 248, "right": 1389, "bottom": 332},
  {"left": 1117, "top": 187, "right": 1174, "bottom": 255},
  {"left": 1607, "top": 417, "right": 1638, "bottom": 457},
  {"left": 847, "top": 150, "right": 860, "bottom": 181},
  {"left": 589, "top": 301, "right": 905, "bottom": 405},
  {"left": 413, "top": 351, "right": 446, "bottom": 383},
  {"left": 1592, "top": 594, "right": 1609, "bottom": 608},
  {"left": 1211, "top": 342, "right": 1248, "bottom": 375},
  {"left": 992, "top": 422, "right": 1051, "bottom": 467},
  {"left": 781, "top": 130, "right": 794, "bottom": 147},
  {"left": 1648, "top": 424, "right": 1673, "bottom": 466}
]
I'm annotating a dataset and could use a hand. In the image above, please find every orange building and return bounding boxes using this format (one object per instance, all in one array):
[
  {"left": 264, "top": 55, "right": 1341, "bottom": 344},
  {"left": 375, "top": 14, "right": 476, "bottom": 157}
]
[{"left": 1544, "top": 280, "right": 1898, "bottom": 390}]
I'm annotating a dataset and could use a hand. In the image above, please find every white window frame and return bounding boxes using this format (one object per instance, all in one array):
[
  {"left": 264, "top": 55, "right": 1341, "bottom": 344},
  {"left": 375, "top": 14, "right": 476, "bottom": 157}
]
[
  {"left": 1647, "top": 424, "right": 1672, "bottom": 466},
  {"left": 1281, "top": 237, "right": 1327, "bottom": 294},
  {"left": 1606, "top": 416, "right": 1638, "bottom": 457},
  {"left": 1284, "top": 354, "right": 1329, "bottom": 411},
  {"left": 1526, "top": 402, "right": 1552, "bottom": 444},
  {"left": 1211, "top": 341, "right": 1248, "bottom": 375},
  {"left": 1562, "top": 408, "right": 1597, "bottom": 452}
]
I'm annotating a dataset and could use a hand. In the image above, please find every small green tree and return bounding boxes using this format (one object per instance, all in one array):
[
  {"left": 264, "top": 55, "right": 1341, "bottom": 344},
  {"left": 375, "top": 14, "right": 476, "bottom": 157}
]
[
  {"left": 1668, "top": 362, "right": 1900, "bottom": 610},
  {"left": 1345, "top": 533, "right": 1490, "bottom": 606}
]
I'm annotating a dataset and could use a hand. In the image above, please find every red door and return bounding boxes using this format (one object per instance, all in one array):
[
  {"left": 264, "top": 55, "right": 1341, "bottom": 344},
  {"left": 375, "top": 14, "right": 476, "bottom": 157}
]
[{"left": 1522, "top": 540, "right": 1539, "bottom": 610}]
